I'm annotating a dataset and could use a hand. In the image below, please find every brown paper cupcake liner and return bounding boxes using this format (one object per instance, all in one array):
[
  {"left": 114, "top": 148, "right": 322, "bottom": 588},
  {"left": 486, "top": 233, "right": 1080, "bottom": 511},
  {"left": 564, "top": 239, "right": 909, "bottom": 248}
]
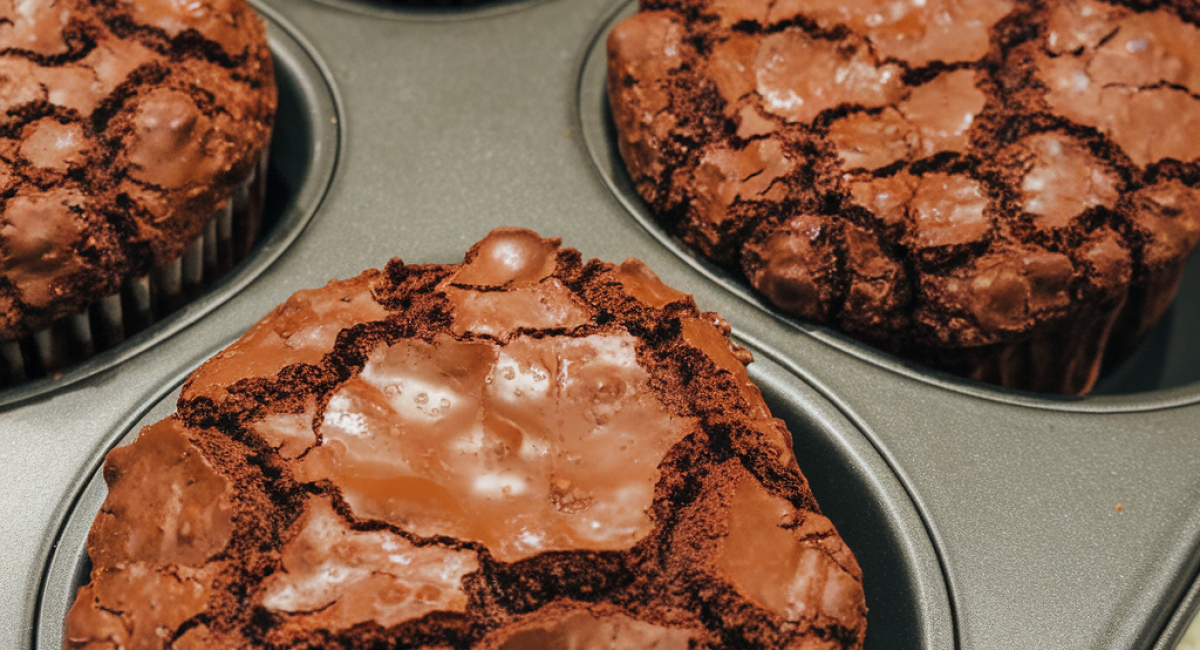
[{"left": 0, "top": 152, "right": 268, "bottom": 386}]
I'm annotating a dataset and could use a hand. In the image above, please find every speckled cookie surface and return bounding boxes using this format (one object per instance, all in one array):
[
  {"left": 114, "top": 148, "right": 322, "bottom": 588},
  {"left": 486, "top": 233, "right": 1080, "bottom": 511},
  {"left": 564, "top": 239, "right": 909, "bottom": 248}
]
[
  {"left": 66, "top": 229, "right": 867, "bottom": 650},
  {"left": 607, "top": 0, "right": 1200, "bottom": 394},
  {"left": 0, "top": 0, "right": 275, "bottom": 339}
]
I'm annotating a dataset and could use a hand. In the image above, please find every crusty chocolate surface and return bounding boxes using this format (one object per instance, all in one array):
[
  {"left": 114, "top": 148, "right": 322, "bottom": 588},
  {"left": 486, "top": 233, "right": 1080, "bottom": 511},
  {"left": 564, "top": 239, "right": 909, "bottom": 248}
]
[
  {"left": 0, "top": 0, "right": 275, "bottom": 340},
  {"left": 606, "top": 0, "right": 1200, "bottom": 394},
  {"left": 66, "top": 229, "right": 867, "bottom": 650}
]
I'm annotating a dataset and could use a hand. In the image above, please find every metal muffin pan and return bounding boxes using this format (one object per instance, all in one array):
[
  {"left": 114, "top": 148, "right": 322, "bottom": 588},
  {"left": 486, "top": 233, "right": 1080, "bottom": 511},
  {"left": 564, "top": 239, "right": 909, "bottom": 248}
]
[{"left": 3, "top": 0, "right": 1198, "bottom": 649}]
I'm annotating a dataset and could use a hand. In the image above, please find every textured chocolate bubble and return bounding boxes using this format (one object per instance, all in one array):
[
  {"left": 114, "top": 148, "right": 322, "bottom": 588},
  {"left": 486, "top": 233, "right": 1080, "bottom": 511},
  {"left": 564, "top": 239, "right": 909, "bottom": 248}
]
[
  {"left": 607, "top": 0, "right": 1200, "bottom": 394},
  {"left": 68, "top": 229, "right": 866, "bottom": 650},
  {"left": 0, "top": 0, "right": 275, "bottom": 340}
]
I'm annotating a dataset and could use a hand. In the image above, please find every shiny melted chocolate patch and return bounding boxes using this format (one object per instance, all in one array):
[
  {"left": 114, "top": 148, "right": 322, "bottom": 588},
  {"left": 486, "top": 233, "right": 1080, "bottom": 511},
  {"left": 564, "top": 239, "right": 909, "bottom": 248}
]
[
  {"left": 261, "top": 497, "right": 479, "bottom": 630},
  {"left": 719, "top": 475, "right": 863, "bottom": 627},
  {"left": 308, "top": 332, "right": 684, "bottom": 562},
  {"left": 493, "top": 611, "right": 695, "bottom": 649},
  {"left": 67, "top": 230, "right": 866, "bottom": 649}
]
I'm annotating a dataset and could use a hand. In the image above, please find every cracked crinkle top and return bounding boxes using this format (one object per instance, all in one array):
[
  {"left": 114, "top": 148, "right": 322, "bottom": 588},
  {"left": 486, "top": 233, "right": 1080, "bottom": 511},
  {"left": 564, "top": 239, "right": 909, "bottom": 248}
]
[
  {"left": 0, "top": 0, "right": 275, "bottom": 340},
  {"left": 66, "top": 229, "right": 868, "bottom": 650},
  {"left": 607, "top": 0, "right": 1200, "bottom": 394}
]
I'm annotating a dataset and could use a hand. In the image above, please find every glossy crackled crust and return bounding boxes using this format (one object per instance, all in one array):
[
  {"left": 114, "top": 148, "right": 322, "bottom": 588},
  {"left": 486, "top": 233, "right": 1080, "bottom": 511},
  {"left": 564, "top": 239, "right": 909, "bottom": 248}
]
[
  {"left": 67, "top": 230, "right": 867, "bottom": 650},
  {"left": 0, "top": 0, "right": 275, "bottom": 339},
  {"left": 607, "top": 0, "right": 1200, "bottom": 394}
]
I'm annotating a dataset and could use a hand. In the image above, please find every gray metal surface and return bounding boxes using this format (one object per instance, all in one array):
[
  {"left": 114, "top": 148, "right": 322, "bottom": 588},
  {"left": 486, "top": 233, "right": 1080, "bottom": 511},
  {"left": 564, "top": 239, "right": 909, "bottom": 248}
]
[{"left": 1, "top": 0, "right": 1198, "bottom": 649}]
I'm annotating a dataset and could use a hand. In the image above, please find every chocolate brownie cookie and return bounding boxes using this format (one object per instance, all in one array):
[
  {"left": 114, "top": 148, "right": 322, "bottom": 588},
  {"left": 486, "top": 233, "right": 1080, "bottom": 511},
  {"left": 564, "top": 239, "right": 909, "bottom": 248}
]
[
  {"left": 0, "top": 0, "right": 275, "bottom": 382},
  {"left": 607, "top": 0, "right": 1200, "bottom": 394},
  {"left": 66, "top": 229, "right": 867, "bottom": 649}
]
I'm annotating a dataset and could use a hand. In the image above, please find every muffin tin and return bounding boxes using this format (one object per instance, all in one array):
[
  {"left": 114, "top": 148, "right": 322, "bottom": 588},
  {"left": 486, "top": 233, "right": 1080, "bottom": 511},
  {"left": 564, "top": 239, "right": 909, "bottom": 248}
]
[{"left": 4, "top": 0, "right": 1199, "bottom": 648}]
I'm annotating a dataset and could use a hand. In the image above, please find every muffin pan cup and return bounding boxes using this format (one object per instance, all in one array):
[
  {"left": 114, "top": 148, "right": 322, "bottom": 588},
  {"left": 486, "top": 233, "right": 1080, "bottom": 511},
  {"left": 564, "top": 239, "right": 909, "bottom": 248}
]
[
  {"left": 0, "top": 157, "right": 266, "bottom": 386},
  {"left": 0, "top": 7, "right": 338, "bottom": 409},
  {"left": 4, "top": 0, "right": 1200, "bottom": 649},
  {"left": 34, "top": 349, "right": 952, "bottom": 650}
]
